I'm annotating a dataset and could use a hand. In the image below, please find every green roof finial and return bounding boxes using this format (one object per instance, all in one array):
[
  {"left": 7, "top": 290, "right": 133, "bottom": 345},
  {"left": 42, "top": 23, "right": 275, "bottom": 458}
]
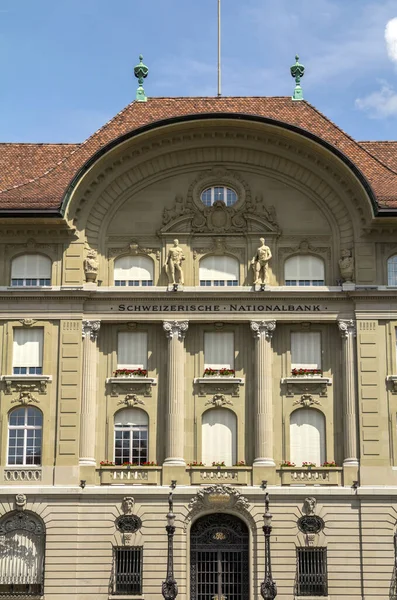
[
  {"left": 290, "top": 54, "right": 305, "bottom": 101},
  {"left": 134, "top": 54, "right": 149, "bottom": 102}
]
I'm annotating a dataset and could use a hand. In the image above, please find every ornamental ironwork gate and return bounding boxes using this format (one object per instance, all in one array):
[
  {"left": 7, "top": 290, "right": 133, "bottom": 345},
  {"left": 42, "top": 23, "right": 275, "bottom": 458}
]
[{"left": 190, "top": 514, "right": 249, "bottom": 600}]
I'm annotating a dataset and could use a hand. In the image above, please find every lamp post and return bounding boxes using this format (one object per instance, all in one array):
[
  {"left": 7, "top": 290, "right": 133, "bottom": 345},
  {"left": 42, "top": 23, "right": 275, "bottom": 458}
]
[
  {"left": 162, "top": 482, "right": 178, "bottom": 599},
  {"left": 261, "top": 491, "right": 277, "bottom": 599}
]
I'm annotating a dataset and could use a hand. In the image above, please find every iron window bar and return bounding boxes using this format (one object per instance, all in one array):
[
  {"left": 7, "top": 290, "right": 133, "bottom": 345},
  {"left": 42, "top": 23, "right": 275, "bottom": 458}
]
[
  {"left": 112, "top": 546, "right": 143, "bottom": 596},
  {"left": 296, "top": 547, "right": 328, "bottom": 597}
]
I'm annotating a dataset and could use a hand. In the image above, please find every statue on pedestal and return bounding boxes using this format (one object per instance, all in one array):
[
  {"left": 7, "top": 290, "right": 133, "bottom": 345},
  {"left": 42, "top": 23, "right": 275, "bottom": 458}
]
[
  {"left": 165, "top": 239, "right": 185, "bottom": 285},
  {"left": 84, "top": 248, "right": 98, "bottom": 283},
  {"left": 251, "top": 238, "right": 272, "bottom": 285},
  {"left": 338, "top": 249, "right": 354, "bottom": 283}
]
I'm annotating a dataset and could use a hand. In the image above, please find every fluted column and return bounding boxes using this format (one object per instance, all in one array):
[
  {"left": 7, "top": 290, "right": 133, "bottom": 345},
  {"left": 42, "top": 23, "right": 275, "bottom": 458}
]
[
  {"left": 163, "top": 321, "right": 189, "bottom": 466},
  {"left": 79, "top": 320, "right": 100, "bottom": 466},
  {"left": 251, "top": 321, "right": 277, "bottom": 467},
  {"left": 338, "top": 319, "right": 359, "bottom": 467}
]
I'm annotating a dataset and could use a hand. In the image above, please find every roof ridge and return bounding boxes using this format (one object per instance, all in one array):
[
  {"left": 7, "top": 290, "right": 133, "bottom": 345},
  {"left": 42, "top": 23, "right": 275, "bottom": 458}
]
[{"left": 0, "top": 142, "right": 81, "bottom": 146}]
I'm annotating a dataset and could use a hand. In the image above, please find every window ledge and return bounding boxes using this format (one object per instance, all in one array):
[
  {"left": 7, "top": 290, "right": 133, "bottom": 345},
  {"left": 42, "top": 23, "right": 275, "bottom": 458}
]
[
  {"left": 1, "top": 374, "right": 51, "bottom": 395},
  {"left": 387, "top": 375, "right": 397, "bottom": 393},
  {"left": 194, "top": 377, "right": 244, "bottom": 398},
  {"left": 194, "top": 377, "right": 244, "bottom": 384},
  {"left": 109, "top": 596, "right": 144, "bottom": 599},
  {"left": 106, "top": 376, "right": 157, "bottom": 398},
  {"left": 106, "top": 376, "right": 157, "bottom": 384},
  {"left": 281, "top": 376, "right": 332, "bottom": 398}
]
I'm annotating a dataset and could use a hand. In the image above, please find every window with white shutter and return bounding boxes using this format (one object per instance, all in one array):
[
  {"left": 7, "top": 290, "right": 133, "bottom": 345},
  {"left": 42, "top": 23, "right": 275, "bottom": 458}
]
[
  {"left": 117, "top": 332, "right": 147, "bottom": 370},
  {"left": 11, "top": 254, "right": 51, "bottom": 287},
  {"left": 284, "top": 255, "right": 325, "bottom": 286},
  {"left": 13, "top": 329, "right": 43, "bottom": 375},
  {"left": 291, "top": 332, "right": 322, "bottom": 370},
  {"left": 199, "top": 255, "right": 239, "bottom": 286},
  {"left": 290, "top": 408, "right": 325, "bottom": 466},
  {"left": 202, "top": 409, "right": 237, "bottom": 466},
  {"left": 204, "top": 332, "right": 234, "bottom": 370},
  {"left": 388, "top": 256, "right": 397, "bottom": 286},
  {"left": 114, "top": 256, "right": 153, "bottom": 286}
]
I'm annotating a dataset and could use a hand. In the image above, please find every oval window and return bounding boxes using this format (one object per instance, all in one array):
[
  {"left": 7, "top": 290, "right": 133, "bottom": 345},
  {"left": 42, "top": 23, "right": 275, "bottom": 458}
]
[{"left": 200, "top": 186, "right": 238, "bottom": 207}]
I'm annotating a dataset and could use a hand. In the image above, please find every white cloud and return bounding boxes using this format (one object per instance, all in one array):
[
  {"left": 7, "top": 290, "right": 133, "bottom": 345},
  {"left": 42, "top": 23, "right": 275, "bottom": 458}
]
[
  {"left": 385, "top": 17, "right": 397, "bottom": 63},
  {"left": 355, "top": 81, "right": 397, "bottom": 118}
]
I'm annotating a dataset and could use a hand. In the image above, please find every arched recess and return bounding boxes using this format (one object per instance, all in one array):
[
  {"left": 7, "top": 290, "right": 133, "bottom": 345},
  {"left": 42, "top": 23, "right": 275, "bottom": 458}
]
[
  {"left": 0, "top": 510, "right": 45, "bottom": 595},
  {"left": 62, "top": 117, "right": 375, "bottom": 250},
  {"left": 190, "top": 513, "right": 249, "bottom": 600},
  {"left": 290, "top": 408, "right": 326, "bottom": 466},
  {"left": 202, "top": 408, "right": 237, "bottom": 466}
]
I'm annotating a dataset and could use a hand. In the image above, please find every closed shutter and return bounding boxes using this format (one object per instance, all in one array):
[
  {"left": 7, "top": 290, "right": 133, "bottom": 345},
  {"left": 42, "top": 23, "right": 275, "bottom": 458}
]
[
  {"left": 114, "top": 256, "right": 153, "bottom": 282},
  {"left": 117, "top": 332, "right": 147, "bottom": 369},
  {"left": 290, "top": 408, "right": 325, "bottom": 466},
  {"left": 11, "top": 254, "right": 51, "bottom": 280},
  {"left": 114, "top": 408, "right": 148, "bottom": 427},
  {"left": 284, "top": 256, "right": 324, "bottom": 282},
  {"left": 13, "top": 329, "right": 43, "bottom": 368},
  {"left": 204, "top": 332, "right": 234, "bottom": 369},
  {"left": 202, "top": 408, "right": 237, "bottom": 466},
  {"left": 199, "top": 256, "right": 239, "bottom": 282},
  {"left": 291, "top": 332, "right": 321, "bottom": 369}
]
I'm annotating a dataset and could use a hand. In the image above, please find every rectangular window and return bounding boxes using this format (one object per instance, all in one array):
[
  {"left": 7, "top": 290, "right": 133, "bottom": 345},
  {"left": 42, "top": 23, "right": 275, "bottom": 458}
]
[
  {"left": 13, "top": 328, "right": 43, "bottom": 375},
  {"left": 291, "top": 332, "right": 321, "bottom": 370},
  {"left": 117, "top": 332, "right": 148, "bottom": 370},
  {"left": 113, "top": 546, "right": 143, "bottom": 595},
  {"left": 204, "top": 332, "right": 234, "bottom": 370},
  {"left": 296, "top": 547, "right": 328, "bottom": 597}
]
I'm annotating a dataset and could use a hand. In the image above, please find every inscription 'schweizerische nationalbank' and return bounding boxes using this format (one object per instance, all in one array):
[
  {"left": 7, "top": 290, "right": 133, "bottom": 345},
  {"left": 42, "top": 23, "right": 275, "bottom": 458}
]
[{"left": 116, "top": 303, "right": 326, "bottom": 313}]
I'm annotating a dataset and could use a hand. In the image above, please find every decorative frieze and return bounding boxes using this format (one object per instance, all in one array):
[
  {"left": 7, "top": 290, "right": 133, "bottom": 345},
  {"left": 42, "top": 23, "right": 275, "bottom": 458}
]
[
  {"left": 2, "top": 376, "right": 51, "bottom": 396},
  {"left": 195, "top": 378, "right": 244, "bottom": 398},
  {"left": 107, "top": 377, "right": 157, "bottom": 398},
  {"left": 4, "top": 469, "right": 42, "bottom": 483},
  {"left": 281, "top": 377, "right": 332, "bottom": 398}
]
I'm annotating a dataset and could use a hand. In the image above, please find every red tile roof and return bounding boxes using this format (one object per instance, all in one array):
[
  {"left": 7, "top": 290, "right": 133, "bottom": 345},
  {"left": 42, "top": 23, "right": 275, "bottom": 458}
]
[
  {"left": 0, "top": 143, "right": 80, "bottom": 193},
  {"left": 1, "top": 97, "right": 397, "bottom": 212},
  {"left": 359, "top": 141, "right": 397, "bottom": 173}
]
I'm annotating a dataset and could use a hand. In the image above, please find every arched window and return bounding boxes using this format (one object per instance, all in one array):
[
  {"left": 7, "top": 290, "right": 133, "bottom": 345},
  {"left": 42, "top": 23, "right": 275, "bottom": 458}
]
[
  {"left": 200, "top": 186, "right": 238, "bottom": 207},
  {"left": 202, "top": 409, "right": 237, "bottom": 466},
  {"left": 290, "top": 408, "right": 325, "bottom": 466},
  {"left": 8, "top": 407, "right": 43, "bottom": 466},
  {"left": 114, "top": 256, "right": 153, "bottom": 287},
  {"left": 388, "top": 255, "right": 397, "bottom": 285},
  {"left": 114, "top": 408, "right": 148, "bottom": 465},
  {"left": 199, "top": 255, "right": 239, "bottom": 287},
  {"left": 11, "top": 254, "right": 51, "bottom": 287},
  {"left": 284, "top": 255, "right": 325, "bottom": 286},
  {"left": 0, "top": 511, "right": 45, "bottom": 596}
]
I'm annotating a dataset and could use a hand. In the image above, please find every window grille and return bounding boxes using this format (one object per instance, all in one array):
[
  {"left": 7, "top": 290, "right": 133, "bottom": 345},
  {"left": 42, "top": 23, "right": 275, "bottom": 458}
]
[
  {"left": 0, "top": 511, "right": 45, "bottom": 597},
  {"left": 296, "top": 547, "right": 328, "bottom": 597},
  {"left": 112, "top": 546, "right": 142, "bottom": 595}
]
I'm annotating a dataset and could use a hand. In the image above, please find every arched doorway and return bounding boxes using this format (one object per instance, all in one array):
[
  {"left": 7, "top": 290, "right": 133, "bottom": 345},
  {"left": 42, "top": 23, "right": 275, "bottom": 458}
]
[{"left": 190, "top": 513, "right": 249, "bottom": 600}]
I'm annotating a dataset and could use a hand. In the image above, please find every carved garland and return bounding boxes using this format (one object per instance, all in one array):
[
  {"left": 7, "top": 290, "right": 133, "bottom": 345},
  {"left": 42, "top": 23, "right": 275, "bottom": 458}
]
[{"left": 184, "top": 484, "right": 252, "bottom": 530}]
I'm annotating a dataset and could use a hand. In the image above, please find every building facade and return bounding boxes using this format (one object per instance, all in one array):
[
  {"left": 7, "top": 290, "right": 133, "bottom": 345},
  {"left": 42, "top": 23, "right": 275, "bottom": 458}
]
[{"left": 0, "top": 96, "right": 397, "bottom": 599}]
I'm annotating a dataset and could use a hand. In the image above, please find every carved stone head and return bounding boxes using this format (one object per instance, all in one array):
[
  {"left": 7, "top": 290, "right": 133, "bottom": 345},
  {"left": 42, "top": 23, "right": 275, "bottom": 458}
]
[
  {"left": 122, "top": 496, "right": 135, "bottom": 515},
  {"left": 15, "top": 493, "right": 27, "bottom": 511},
  {"left": 173, "top": 239, "right": 179, "bottom": 246},
  {"left": 304, "top": 497, "right": 316, "bottom": 516},
  {"left": 260, "top": 237, "right": 265, "bottom": 245}
]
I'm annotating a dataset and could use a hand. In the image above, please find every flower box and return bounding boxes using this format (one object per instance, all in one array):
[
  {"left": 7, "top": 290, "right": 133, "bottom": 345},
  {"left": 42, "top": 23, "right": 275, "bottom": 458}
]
[
  {"left": 113, "top": 368, "right": 148, "bottom": 377},
  {"left": 204, "top": 368, "right": 236, "bottom": 377},
  {"left": 98, "top": 465, "right": 161, "bottom": 485},
  {"left": 188, "top": 466, "right": 252, "bottom": 486},
  {"left": 291, "top": 368, "right": 322, "bottom": 377}
]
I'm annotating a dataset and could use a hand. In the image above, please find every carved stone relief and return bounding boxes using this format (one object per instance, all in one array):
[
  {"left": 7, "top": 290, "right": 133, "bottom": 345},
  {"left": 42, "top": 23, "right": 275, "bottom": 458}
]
[
  {"left": 205, "top": 394, "right": 233, "bottom": 408},
  {"left": 118, "top": 394, "right": 145, "bottom": 408},
  {"left": 198, "top": 382, "right": 241, "bottom": 398},
  {"left": 4, "top": 380, "right": 48, "bottom": 396},
  {"left": 109, "top": 240, "right": 160, "bottom": 261},
  {"left": 84, "top": 248, "right": 98, "bottom": 283},
  {"left": 184, "top": 485, "right": 250, "bottom": 529},
  {"left": 11, "top": 389, "right": 39, "bottom": 405},
  {"left": 15, "top": 493, "right": 27, "bottom": 511},
  {"left": 19, "top": 319, "right": 37, "bottom": 327},
  {"left": 293, "top": 394, "right": 321, "bottom": 408},
  {"left": 338, "top": 248, "right": 355, "bottom": 283},
  {"left": 193, "top": 237, "right": 245, "bottom": 261}
]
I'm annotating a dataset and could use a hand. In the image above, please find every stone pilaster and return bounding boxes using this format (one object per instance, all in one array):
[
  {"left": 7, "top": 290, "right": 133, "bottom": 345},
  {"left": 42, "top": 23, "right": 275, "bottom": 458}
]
[
  {"left": 79, "top": 320, "right": 100, "bottom": 467},
  {"left": 163, "top": 321, "right": 189, "bottom": 466},
  {"left": 338, "top": 319, "right": 359, "bottom": 468},
  {"left": 250, "top": 320, "right": 277, "bottom": 467}
]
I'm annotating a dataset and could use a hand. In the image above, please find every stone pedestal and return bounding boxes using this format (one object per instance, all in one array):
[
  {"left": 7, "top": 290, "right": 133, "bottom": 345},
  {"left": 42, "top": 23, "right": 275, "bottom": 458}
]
[
  {"left": 163, "top": 321, "right": 188, "bottom": 466},
  {"left": 79, "top": 320, "right": 100, "bottom": 468},
  {"left": 250, "top": 320, "right": 277, "bottom": 468},
  {"left": 338, "top": 319, "right": 359, "bottom": 469}
]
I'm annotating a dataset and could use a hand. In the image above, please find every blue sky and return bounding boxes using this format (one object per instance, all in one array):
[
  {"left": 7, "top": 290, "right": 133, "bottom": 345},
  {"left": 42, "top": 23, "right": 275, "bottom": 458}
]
[{"left": 1, "top": 0, "right": 397, "bottom": 142}]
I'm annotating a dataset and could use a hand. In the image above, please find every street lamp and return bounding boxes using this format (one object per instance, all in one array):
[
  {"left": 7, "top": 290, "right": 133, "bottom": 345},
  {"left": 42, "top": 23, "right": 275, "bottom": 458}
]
[
  {"left": 260, "top": 490, "right": 277, "bottom": 599},
  {"left": 162, "top": 481, "right": 178, "bottom": 599}
]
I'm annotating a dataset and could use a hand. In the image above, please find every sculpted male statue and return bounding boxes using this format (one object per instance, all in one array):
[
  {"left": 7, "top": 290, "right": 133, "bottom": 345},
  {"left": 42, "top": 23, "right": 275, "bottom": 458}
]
[
  {"left": 165, "top": 239, "right": 185, "bottom": 285},
  {"left": 251, "top": 237, "right": 272, "bottom": 285}
]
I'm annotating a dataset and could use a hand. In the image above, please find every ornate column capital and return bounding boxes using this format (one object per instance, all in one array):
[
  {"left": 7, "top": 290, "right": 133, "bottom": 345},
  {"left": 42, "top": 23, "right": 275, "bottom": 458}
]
[
  {"left": 337, "top": 319, "right": 356, "bottom": 339},
  {"left": 163, "top": 321, "right": 189, "bottom": 341},
  {"left": 82, "top": 320, "right": 101, "bottom": 341},
  {"left": 250, "top": 320, "right": 276, "bottom": 340}
]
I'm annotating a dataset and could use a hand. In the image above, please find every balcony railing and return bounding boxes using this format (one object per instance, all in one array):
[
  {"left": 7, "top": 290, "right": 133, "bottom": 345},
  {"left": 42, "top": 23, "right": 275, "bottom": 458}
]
[
  {"left": 99, "top": 465, "right": 161, "bottom": 485},
  {"left": 279, "top": 467, "right": 342, "bottom": 485},
  {"left": 189, "top": 466, "right": 252, "bottom": 485}
]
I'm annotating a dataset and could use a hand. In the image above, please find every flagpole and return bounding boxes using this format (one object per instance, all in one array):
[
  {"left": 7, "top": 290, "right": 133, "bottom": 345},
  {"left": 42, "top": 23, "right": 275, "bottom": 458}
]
[{"left": 217, "top": 0, "right": 221, "bottom": 96}]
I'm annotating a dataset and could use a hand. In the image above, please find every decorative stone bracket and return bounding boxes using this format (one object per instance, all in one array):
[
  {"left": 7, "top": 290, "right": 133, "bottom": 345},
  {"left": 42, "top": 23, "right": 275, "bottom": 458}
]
[
  {"left": 1, "top": 375, "right": 52, "bottom": 395},
  {"left": 106, "top": 376, "right": 157, "bottom": 398},
  {"left": 281, "top": 376, "right": 332, "bottom": 398},
  {"left": 194, "top": 377, "right": 245, "bottom": 397}
]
